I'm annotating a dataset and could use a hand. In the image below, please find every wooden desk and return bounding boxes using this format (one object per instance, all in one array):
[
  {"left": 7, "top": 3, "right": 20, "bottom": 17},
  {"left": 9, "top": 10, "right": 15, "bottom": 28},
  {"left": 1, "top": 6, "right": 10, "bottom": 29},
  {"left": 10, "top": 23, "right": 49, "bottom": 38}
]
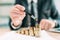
[
  {"left": 0, "top": 27, "right": 10, "bottom": 36},
  {"left": 0, "top": 27, "right": 60, "bottom": 40},
  {"left": 47, "top": 31, "right": 60, "bottom": 40}
]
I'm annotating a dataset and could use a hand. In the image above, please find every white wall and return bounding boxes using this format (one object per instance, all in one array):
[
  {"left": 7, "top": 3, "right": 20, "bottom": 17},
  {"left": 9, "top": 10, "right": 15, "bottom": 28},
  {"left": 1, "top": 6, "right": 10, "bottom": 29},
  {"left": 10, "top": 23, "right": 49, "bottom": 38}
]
[
  {"left": 0, "top": 0, "right": 15, "bottom": 27},
  {"left": 0, "top": 0, "right": 15, "bottom": 3}
]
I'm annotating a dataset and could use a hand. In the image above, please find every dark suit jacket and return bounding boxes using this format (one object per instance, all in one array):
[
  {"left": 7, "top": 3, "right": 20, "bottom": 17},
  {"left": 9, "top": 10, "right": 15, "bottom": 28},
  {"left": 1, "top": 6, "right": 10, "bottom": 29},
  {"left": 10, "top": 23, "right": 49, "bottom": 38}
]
[{"left": 9, "top": 0, "right": 59, "bottom": 30}]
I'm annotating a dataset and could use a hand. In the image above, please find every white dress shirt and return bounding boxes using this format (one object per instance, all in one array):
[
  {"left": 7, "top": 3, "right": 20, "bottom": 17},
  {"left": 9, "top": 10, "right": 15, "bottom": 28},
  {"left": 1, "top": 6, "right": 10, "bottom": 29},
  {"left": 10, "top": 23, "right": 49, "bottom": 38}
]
[
  {"left": 27, "top": 0, "right": 38, "bottom": 18},
  {"left": 27, "top": 0, "right": 38, "bottom": 27}
]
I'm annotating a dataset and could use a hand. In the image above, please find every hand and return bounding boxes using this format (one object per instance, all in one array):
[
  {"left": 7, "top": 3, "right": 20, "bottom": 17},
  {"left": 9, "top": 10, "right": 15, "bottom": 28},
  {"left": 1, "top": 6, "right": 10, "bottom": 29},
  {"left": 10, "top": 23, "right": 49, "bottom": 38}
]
[
  {"left": 39, "top": 19, "right": 55, "bottom": 30},
  {"left": 10, "top": 4, "right": 26, "bottom": 27}
]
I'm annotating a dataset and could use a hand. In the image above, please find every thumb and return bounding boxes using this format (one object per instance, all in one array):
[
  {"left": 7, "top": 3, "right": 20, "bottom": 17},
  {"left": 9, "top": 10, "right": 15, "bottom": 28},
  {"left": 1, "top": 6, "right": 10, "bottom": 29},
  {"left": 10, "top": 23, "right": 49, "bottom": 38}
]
[{"left": 13, "top": 20, "right": 22, "bottom": 26}]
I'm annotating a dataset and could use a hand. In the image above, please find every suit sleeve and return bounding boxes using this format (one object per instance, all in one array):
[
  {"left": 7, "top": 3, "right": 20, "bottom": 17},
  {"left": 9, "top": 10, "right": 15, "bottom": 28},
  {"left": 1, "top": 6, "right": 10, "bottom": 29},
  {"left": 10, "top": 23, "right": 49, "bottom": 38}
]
[
  {"left": 50, "top": 0, "right": 60, "bottom": 28},
  {"left": 15, "top": 0, "right": 22, "bottom": 5},
  {"left": 50, "top": 0, "right": 59, "bottom": 19}
]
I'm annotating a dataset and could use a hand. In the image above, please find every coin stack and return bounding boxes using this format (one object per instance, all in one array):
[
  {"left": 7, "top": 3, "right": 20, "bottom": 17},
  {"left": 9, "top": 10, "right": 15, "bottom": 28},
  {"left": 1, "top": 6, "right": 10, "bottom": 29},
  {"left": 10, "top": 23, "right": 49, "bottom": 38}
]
[{"left": 16, "top": 25, "right": 41, "bottom": 37}]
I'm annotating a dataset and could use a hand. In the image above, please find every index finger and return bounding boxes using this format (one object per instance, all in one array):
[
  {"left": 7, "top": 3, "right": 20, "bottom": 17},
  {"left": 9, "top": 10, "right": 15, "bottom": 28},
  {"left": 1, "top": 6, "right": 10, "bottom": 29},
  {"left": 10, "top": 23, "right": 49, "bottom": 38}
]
[{"left": 15, "top": 4, "right": 25, "bottom": 11}]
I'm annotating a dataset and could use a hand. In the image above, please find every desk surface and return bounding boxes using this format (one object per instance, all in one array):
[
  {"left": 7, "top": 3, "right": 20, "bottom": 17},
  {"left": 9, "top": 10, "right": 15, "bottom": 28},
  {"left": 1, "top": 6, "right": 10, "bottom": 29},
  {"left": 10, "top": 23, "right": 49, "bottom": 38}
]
[{"left": 0, "top": 27, "right": 60, "bottom": 40}]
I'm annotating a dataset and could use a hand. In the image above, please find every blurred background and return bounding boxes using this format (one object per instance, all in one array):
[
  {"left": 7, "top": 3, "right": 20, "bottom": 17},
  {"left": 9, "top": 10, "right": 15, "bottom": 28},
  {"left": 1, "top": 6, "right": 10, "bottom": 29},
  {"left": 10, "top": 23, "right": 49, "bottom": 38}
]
[
  {"left": 0, "top": 0, "right": 60, "bottom": 28},
  {"left": 0, "top": 0, "right": 15, "bottom": 28}
]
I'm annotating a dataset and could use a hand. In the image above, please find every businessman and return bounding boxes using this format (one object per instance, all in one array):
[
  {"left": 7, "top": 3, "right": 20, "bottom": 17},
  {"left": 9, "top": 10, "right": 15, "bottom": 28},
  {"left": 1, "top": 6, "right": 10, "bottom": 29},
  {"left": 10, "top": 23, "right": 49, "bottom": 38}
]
[{"left": 9, "top": 0, "right": 59, "bottom": 30}]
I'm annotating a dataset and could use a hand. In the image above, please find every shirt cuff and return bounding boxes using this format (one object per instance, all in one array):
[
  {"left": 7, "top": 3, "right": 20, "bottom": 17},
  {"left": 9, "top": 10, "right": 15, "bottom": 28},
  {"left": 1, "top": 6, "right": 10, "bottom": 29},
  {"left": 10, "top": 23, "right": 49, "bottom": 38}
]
[
  {"left": 11, "top": 22, "right": 22, "bottom": 29},
  {"left": 54, "top": 20, "right": 59, "bottom": 28}
]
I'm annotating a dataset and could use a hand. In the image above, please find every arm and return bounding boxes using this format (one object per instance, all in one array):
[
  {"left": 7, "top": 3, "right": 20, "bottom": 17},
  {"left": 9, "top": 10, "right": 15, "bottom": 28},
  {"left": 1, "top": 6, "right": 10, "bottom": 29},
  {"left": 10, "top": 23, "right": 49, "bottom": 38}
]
[
  {"left": 39, "top": 0, "right": 60, "bottom": 30},
  {"left": 15, "top": 0, "right": 22, "bottom": 5},
  {"left": 50, "top": 0, "right": 58, "bottom": 19},
  {"left": 9, "top": 0, "right": 25, "bottom": 30}
]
